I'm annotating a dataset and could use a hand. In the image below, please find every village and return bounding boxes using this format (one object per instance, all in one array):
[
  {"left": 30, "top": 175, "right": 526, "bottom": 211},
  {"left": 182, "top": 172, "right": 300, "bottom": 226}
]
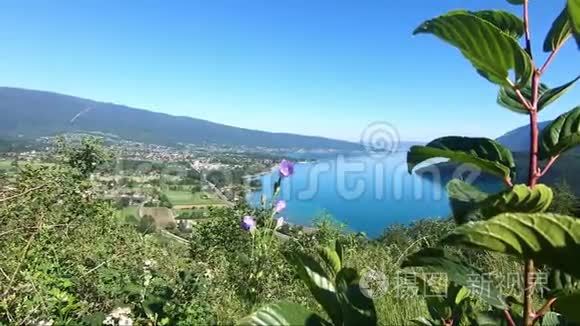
[{"left": 0, "top": 134, "right": 282, "bottom": 241}]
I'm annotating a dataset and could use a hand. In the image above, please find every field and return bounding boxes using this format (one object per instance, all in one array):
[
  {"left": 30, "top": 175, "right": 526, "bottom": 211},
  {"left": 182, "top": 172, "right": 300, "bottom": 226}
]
[
  {"left": 164, "top": 190, "right": 226, "bottom": 206},
  {"left": 140, "top": 207, "right": 175, "bottom": 226},
  {"left": 0, "top": 160, "right": 12, "bottom": 170}
]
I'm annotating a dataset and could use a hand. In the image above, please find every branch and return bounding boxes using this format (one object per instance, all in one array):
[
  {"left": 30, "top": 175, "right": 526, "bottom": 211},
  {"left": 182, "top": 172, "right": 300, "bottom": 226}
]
[
  {"left": 0, "top": 184, "right": 47, "bottom": 203},
  {"left": 539, "top": 36, "right": 570, "bottom": 75},
  {"left": 504, "top": 309, "right": 517, "bottom": 326},
  {"left": 539, "top": 155, "right": 560, "bottom": 178},
  {"left": 533, "top": 297, "right": 557, "bottom": 322},
  {"left": 1, "top": 219, "right": 43, "bottom": 298},
  {"left": 506, "top": 79, "right": 534, "bottom": 111}
]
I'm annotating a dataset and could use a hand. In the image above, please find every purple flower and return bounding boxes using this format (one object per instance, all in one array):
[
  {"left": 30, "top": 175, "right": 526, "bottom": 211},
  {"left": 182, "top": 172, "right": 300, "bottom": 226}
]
[
  {"left": 275, "top": 216, "right": 285, "bottom": 230},
  {"left": 279, "top": 160, "right": 295, "bottom": 177},
  {"left": 241, "top": 215, "right": 256, "bottom": 232},
  {"left": 274, "top": 200, "right": 286, "bottom": 213}
]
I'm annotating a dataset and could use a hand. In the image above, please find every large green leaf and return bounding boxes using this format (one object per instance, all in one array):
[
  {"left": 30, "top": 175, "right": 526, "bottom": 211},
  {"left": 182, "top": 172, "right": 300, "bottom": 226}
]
[
  {"left": 446, "top": 179, "right": 490, "bottom": 224},
  {"left": 469, "top": 10, "right": 524, "bottom": 38},
  {"left": 335, "top": 240, "right": 344, "bottom": 266},
  {"left": 481, "top": 184, "right": 554, "bottom": 216},
  {"left": 318, "top": 246, "right": 342, "bottom": 277},
  {"left": 497, "top": 76, "right": 578, "bottom": 113},
  {"left": 539, "top": 312, "right": 564, "bottom": 326},
  {"left": 569, "top": 0, "right": 580, "bottom": 47},
  {"left": 413, "top": 11, "right": 532, "bottom": 86},
  {"left": 497, "top": 82, "right": 547, "bottom": 114},
  {"left": 539, "top": 106, "right": 580, "bottom": 160},
  {"left": 288, "top": 252, "right": 342, "bottom": 325},
  {"left": 238, "top": 301, "right": 328, "bottom": 326},
  {"left": 442, "top": 213, "right": 580, "bottom": 278},
  {"left": 407, "top": 136, "right": 516, "bottom": 180},
  {"left": 402, "top": 248, "right": 507, "bottom": 309},
  {"left": 553, "top": 289, "right": 580, "bottom": 323},
  {"left": 335, "top": 268, "right": 377, "bottom": 326},
  {"left": 544, "top": 6, "right": 573, "bottom": 52},
  {"left": 538, "top": 76, "right": 580, "bottom": 110},
  {"left": 447, "top": 181, "right": 553, "bottom": 224}
]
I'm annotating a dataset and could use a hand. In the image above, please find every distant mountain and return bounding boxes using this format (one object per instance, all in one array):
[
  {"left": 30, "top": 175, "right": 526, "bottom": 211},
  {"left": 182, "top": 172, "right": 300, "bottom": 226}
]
[
  {"left": 496, "top": 121, "right": 552, "bottom": 152},
  {"left": 0, "top": 87, "right": 365, "bottom": 150}
]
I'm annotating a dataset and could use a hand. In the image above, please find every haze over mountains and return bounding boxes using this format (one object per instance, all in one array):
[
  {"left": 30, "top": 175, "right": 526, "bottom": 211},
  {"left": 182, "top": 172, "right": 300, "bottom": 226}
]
[{"left": 0, "top": 87, "right": 365, "bottom": 151}]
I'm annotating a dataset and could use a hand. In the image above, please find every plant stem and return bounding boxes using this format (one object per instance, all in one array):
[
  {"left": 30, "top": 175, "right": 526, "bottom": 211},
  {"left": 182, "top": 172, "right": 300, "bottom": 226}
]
[
  {"left": 522, "top": 1, "right": 538, "bottom": 322},
  {"left": 523, "top": 258, "right": 536, "bottom": 326},
  {"left": 523, "top": 0, "right": 533, "bottom": 58},
  {"left": 528, "top": 105, "right": 539, "bottom": 187}
]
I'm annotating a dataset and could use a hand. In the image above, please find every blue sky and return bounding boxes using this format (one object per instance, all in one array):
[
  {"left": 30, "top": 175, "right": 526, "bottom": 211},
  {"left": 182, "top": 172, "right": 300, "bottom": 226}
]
[{"left": 0, "top": 0, "right": 578, "bottom": 142}]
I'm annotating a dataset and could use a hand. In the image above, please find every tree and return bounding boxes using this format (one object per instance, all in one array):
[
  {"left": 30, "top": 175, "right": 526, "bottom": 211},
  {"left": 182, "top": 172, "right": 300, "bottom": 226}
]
[
  {"left": 56, "top": 136, "right": 113, "bottom": 178},
  {"left": 138, "top": 215, "right": 158, "bottom": 234}
]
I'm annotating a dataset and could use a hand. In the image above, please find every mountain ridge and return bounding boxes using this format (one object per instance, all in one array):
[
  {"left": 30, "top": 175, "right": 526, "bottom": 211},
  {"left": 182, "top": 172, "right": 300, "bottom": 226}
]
[
  {"left": 0, "top": 87, "right": 367, "bottom": 150},
  {"left": 496, "top": 120, "right": 552, "bottom": 152}
]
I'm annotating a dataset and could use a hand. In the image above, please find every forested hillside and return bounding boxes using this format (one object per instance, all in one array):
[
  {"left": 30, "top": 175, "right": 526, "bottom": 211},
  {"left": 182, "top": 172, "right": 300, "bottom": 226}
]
[{"left": 0, "top": 87, "right": 362, "bottom": 150}]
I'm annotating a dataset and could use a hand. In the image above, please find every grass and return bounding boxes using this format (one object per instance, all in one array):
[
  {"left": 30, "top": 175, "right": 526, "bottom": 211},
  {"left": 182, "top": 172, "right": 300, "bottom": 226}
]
[{"left": 164, "top": 190, "right": 225, "bottom": 206}]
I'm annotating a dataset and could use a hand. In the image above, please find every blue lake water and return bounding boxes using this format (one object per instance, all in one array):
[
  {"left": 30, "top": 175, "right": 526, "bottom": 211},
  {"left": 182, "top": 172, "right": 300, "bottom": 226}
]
[{"left": 248, "top": 153, "right": 483, "bottom": 238}]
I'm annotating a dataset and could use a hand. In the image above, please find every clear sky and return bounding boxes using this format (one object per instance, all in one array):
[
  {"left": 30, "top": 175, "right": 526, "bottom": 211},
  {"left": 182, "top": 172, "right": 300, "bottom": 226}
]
[{"left": 0, "top": 0, "right": 578, "bottom": 142}]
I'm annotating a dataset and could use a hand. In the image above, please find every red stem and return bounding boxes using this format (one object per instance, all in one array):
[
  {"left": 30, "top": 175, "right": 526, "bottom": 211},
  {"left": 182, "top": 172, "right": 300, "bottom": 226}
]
[
  {"left": 539, "top": 155, "right": 560, "bottom": 178},
  {"left": 529, "top": 110, "right": 539, "bottom": 187},
  {"left": 534, "top": 298, "right": 558, "bottom": 322},
  {"left": 522, "top": 1, "right": 539, "bottom": 323},
  {"left": 539, "top": 40, "right": 566, "bottom": 75},
  {"left": 504, "top": 309, "right": 517, "bottom": 326}
]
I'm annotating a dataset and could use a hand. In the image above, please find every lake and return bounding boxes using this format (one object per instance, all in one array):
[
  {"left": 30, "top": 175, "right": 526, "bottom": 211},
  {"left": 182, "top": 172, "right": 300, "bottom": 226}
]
[{"left": 248, "top": 153, "right": 480, "bottom": 238}]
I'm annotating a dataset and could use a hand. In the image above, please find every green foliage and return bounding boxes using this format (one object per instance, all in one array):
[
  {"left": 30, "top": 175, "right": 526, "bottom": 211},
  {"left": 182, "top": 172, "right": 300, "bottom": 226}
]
[
  {"left": 410, "top": 281, "right": 475, "bottom": 325},
  {"left": 469, "top": 10, "right": 524, "bottom": 38},
  {"left": 408, "top": 1, "right": 580, "bottom": 324},
  {"left": 544, "top": 6, "right": 573, "bottom": 52},
  {"left": 568, "top": 0, "right": 580, "bottom": 46},
  {"left": 413, "top": 11, "right": 532, "bottom": 86},
  {"left": 497, "top": 77, "right": 578, "bottom": 114},
  {"left": 402, "top": 248, "right": 506, "bottom": 309},
  {"left": 537, "top": 77, "right": 580, "bottom": 111},
  {"left": 243, "top": 240, "right": 377, "bottom": 326},
  {"left": 138, "top": 215, "right": 158, "bottom": 234},
  {"left": 446, "top": 179, "right": 490, "bottom": 224},
  {"left": 540, "top": 106, "right": 580, "bottom": 160},
  {"left": 497, "top": 82, "right": 547, "bottom": 114},
  {"left": 442, "top": 213, "right": 580, "bottom": 278},
  {"left": 56, "top": 136, "right": 113, "bottom": 177},
  {"left": 407, "top": 136, "right": 516, "bottom": 180},
  {"left": 0, "top": 158, "right": 197, "bottom": 323},
  {"left": 548, "top": 181, "right": 579, "bottom": 216},
  {"left": 481, "top": 184, "right": 554, "bottom": 216},
  {"left": 239, "top": 301, "right": 328, "bottom": 326}
]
